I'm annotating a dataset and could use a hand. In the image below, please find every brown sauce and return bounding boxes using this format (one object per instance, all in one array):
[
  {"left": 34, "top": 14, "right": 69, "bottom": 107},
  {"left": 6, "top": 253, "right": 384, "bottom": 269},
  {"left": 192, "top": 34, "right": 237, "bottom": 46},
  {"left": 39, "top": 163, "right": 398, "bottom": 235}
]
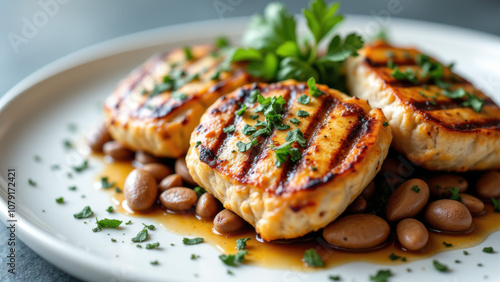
[{"left": 96, "top": 158, "right": 500, "bottom": 271}]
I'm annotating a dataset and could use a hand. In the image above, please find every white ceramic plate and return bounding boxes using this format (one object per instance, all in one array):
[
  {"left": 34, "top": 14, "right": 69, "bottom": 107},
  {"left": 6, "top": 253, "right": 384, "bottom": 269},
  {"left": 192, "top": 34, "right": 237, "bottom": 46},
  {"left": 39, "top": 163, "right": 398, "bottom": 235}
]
[{"left": 1, "top": 16, "right": 500, "bottom": 282}]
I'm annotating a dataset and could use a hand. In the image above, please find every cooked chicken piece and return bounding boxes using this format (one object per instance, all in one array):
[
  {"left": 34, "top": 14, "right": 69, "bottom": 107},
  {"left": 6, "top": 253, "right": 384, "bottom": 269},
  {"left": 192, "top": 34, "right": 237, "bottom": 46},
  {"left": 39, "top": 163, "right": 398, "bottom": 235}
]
[
  {"left": 346, "top": 40, "right": 500, "bottom": 171},
  {"left": 104, "top": 45, "right": 253, "bottom": 158},
  {"left": 186, "top": 80, "right": 392, "bottom": 241}
]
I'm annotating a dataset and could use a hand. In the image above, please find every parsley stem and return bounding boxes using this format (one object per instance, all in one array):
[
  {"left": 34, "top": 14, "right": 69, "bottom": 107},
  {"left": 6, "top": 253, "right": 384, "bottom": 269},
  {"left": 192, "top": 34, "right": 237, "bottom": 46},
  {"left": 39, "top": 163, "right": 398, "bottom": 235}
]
[{"left": 307, "top": 43, "right": 318, "bottom": 65}]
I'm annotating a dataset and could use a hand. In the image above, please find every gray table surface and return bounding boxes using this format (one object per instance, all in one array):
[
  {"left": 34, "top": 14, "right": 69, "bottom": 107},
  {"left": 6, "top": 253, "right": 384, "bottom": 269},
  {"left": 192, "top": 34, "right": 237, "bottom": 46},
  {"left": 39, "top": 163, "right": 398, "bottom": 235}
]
[{"left": 1, "top": 0, "right": 500, "bottom": 281}]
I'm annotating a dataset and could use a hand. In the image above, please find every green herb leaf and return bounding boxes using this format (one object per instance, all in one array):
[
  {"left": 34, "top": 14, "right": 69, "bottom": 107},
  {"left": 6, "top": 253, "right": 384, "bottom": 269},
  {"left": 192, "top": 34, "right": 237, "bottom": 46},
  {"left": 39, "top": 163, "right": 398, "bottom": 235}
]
[
  {"left": 106, "top": 206, "right": 113, "bottom": 213},
  {"left": 230, "top": 48, "right": 263, "bottom": 62},
  {"left": 391, "top": 67, "right": 419, "bottom": 84},
  {"left": 216, "top": 36, "right": 230, "bottom": 49},
  {"left": 303, "top": 0, "right": 343, "bottom": 44},
  {"left": 183, "top": 237, "right": 204, "bottom": 245},
  {"left": 72, "top": 159, "right": 89, "bottom": 173},
  {"left": 329, "top": 275, "right": 341, "bottom": 281},
  {"left": 194, "top": 186, "right": 206, "bottom": 198},
  {"left": 285, "top": 128, "right": 307, "bottom": 147},
  {"left": 142, "top": 223, "right": 155, "bottom": 230},
  {"left": 247, "top": 52, "right": 279, "bottom": 80},
  {"left": 150, "top": 260, "right": 159, "bottom": 265},
  {"left": 433, "top": 260, "right": 448, "bottom": 272},
  {"left": 249, "top": 114, "right": 259, "bottom": 120},
  {"left": 443, "top": 241, "right": 452, "bottom": 247},
  {"left": 383, "top": 121, "right": 389, "bottom": 127},
  {"left": 277, "top": 57, "right": 319, "bottom": 82},
  {"left": 236, "top": 238, "right": 251, "bottom": 250},
  {"left": 307, "top": 77, "right": 325, "bottom": 97},
  {"left": 297, "top": 110, "right": 309, "bottom": 117},
  {"left": 219, "top": 250, "right": 249, "bottom": 266},
  {"left": 369, "top": 270, "right": 392, "bottom": 282},
  {"left": 297, "top": 94, "right": 311, "bottom": 105},
  {"left": 236, "top": 139, "right": 257, "bottom": 152},
  {"left": 125, "top": 220, "right": 132, "bottom": 225},
  {"left": 242, "top": 124, "right": 257, "bottom": 136},
  {"left": 236, "top": 104, "right": 247, "bottom": 116},
  {"left": 223, "top": 125, "right": 236, "bottom": 133},
  {"left": 449, "top": 187, "right": 462, "bottom": 202},
  {"left": 184, "top": 46, "right": 193, "bottom": 60},
  {"left": 74, "top": 206, "right": 93, "bottom": 219},
  {"left": 321, "top": 33, "right": 364, "bottom": 62},
  {"left": 273, "top": 141, "right": 301, "bottom": 167},
  {"left": 290, "top": 118, "right": 300, "bottom": 125},
  {"left": 172, "top": 92, "right": 188, "bottom": 101},
  {"left": 276, "top": 41, "right": 302, "bottom": 58},
  {"left": 463, "top": 250, "right": 470, "bottom": 255},
  {"left": 93, "top": 218, "right": 122, "bottom": 232},
  {"left": 146, "top": 242, "right": 160, "bottom": 249},
  {"left": 28, "top": 179, "right": 37, "bottom": 187},
  {"left": 389, "top": 253, "right": 401, "bottom": 261},
  {"left": 100, "top": 177, "right": 115, "bottom": 189},
  {"left": 483, "top": 247, "right": 494, "bottom": 253},
  {"left": 303, "top": 249, "right": 324, "bottom": 267},
  {"left": 249, "top": 90, "right": 260, "bottom": 103},
  {"left": 195, "top": 141, "right": 202, "bottom": 148},
  {"left": 492, "top": 198, "right": 500, "bottom": 212},
  {"left": 54, "top": 197, "right": 63, "bottom": 204},
  {"left": 131, "top": 229, "right": 148, "bottom": 242}
]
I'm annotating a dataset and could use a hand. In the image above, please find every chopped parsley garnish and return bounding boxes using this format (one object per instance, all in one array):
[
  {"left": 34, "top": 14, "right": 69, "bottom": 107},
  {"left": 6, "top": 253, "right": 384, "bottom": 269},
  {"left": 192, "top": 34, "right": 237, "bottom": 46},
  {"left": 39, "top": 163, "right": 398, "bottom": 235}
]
[
  {"left": 111, "top": 238, "right": 116, "bottom": 242},
  {"left": 125, "top": 220, "right": 132, "bottom": 225},
  {"left": 34, "top": 155, "right": 41, "bottom": 162},
  {"left": 195, "top": 141, "right": 202, "bottom": 148},
  {"left": 433, "top": 259, "right": 448, "bottom": 272},
  {"left": 387, "top": 59, "right": 394, "bottom": 69},
  {"left": 236, "top": 139, "right": 257, "bottom": 152},
  {"left": 227, "top": 270, "right": 233, "bottom": 275},
  {"left": 449, "top": 187, "right": 462, "bottom": 202},
  {"left": 172, "top": 92, "right": 188, "bottom": 101},
  {"left": 391, "top": 67, "right": 419, "bottom": 84},
  {"left": 411, "top": 185, "right": 420, "bottom": 193},
  {"left": 63, "top": 139, "right": 73, "bottom": 149},
  {"left": 297, "top": 110, "right": 309, "bottom": 117},
  {"left": 194, "top": 186, "right": 206, "bottom": 198},
  {"left": 382, "top": 121, "right": 389, "bottom": 127},
  {"left": 106, "top": 206, "right": 114, "bottom": 213},
  {"left": 329, "top": 275, "right": 341, "bottom": 281},
  {"left": 190, "top": 254, "right": 200, "bottom": 260},
  {"left": 236, "top": 238, "right": 251, "bottom": 250},
  {"left": 223, "top": 125, "right": 236, "bottom": 133},
  {"left": 463, "top": 250, "right": 470, "bottom": 255},
  {"left": 100, "top": 177, "right": 115, "bottom": 189},
  {"left": 150, "top": 260, "right": 159, "bottom": 265},
  {"left": 72, "top": 159, "right": 89, "bottom": 173},
  {"left": 51, "top": 164, "right": 60, "bottom": 170},
  {"left": 388, "top": 253, "right": 401, "bottom": 261},
  {"left": 183, "top": 237, "right": 204, "bottom": 245},
  {"left": 307, "top": 77, "right": 325, "bottom": 97},
  {"left": 303, "top": 249, "right": 324, "bottom": 267},
  {"left": 115, "top": 187, "right": 122, "bottom": 193},
  {"left": 492, "top": 198, "right": 500, "bottom": 212},
  {"left": 146, "top": 242, "right": 160, "bottom": 249},
  {"left": 28, "top": 179, "right": 37, "bottom": 187},
  {"left": 92, "top": 218, "right": 122, "bottom": 232},
  {"left": 290, "top": 118, "right": 300, "bottom": 125},
  {"left": 74, "top": 206, "right": 93, "bottom": 219},
  {"left": 483, "top": 247, "right": 494, "bottom": 253},
  {"left": 219, "top": 250, "right": 248, "bottom": 266},
  {"left": 297, "top": 94, "right": 311, "bottom": 105},
  {"left": 210, "top": 70, "right": 221, "bottom": 80},
  {"left": 249, "top": 114, "right": 259, "bottom": 120},
  {"left": 242, "top": 124, "right": 257, "bottom": 135},
  {"left": 131, "top": 229, "right": 148, "bottom": 242},
  {"left": 443, "top": 241, "right": 452, "bottom": 248},
  {"left": 184, "top": 46, "right": 194, "bottom": 60},
  {"left": 369, "top": 270, "right": 392, "bottom": 282},
  {"left": 441, "top": 87, "right": 484, "bottom": 112},
  {"left": 272, "top": 128, "right": 307, "bottom": 167},
  {"left": 216, "top": 36, "right": 230, "bottom": 49},
  {"left": 236, "top": 104, "right": 247, "bottom": 116},
  {"left": 231, "top": 1, "right": 362, "bottom": 89},
  {"left": 455, "top": 260, "right": 461, "bottom": 263},
  {"left": 55, "top": 197, "right": 64, "bottom": 204}
]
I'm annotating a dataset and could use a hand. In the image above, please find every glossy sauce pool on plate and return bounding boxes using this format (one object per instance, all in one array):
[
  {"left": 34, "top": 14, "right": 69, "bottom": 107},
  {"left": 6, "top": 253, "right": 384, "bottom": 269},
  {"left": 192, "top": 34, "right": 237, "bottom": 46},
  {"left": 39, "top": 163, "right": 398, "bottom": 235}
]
[{"left": 97, "top": 158, "right": 500, "bottom": 271}]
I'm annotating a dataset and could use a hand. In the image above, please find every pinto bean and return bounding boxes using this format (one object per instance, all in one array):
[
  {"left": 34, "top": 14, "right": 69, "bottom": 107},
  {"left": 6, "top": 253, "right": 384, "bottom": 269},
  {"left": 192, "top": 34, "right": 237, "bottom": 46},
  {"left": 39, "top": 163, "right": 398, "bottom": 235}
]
[
  {"left": 142, "top": 163, "right": 173, "bottom": 183},
  {"left": 214, "top": 209, "right": 246, "bottom": 233},
  {"left": 322, "top": 214, "right": 390, "bottom": 249},
  {"left": 85, "top": 121, "right": 111, "bottom": 152},
  {"left": 427, "top": 174, "right": 468, "bottom": 198},
  {"left": 175, "top": 157, "right": 197, "bottom": 185},
  {"left": 196, "top": 193, "right": 220, "bottom": 218},
  {"left": 159, "top": 187, "right": 197, "bottom": 211},
  {"left": 396, "top": 218, "right": 429, "bottom": 251},
  {"left": 135, "top": 151, "right": 160, "bottom": 164},
  {"left": 124, "top": 169, "right": 157, "bottom": 211},
  {"left": 158, "top": 174, "right": 183, "bottom": 192},
  {"left": 103, "top": 141, "right": 134, "bottom": 160},
  {"left": 424, "top": 199, "right": 472, "bottom": 232},
  {"left": 346, "top": 196, "right": 367, "bottom": 214},
  {"left": 476, "top": 170, "right": 500, "bottom": 199},
  {"left": 459, "top": 193, "right": 485, "bottom": 215},
  {"left": 385, "top": 179, "right": 430, "bottom": 222}
]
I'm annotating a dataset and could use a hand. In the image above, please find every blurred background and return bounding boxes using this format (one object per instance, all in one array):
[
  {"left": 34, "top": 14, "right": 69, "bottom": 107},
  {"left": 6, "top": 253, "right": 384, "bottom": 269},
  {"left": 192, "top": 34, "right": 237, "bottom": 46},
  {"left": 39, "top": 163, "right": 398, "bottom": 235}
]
[{"left": 1, "top": 0, "right": 499, "bottom": 280}]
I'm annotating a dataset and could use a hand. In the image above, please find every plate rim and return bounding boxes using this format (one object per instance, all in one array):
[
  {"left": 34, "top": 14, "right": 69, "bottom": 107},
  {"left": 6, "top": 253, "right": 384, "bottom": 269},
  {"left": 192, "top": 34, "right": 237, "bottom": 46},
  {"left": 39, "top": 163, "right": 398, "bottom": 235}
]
[{"left": 1, "top": 15, "right": 500, "bottom": 281}]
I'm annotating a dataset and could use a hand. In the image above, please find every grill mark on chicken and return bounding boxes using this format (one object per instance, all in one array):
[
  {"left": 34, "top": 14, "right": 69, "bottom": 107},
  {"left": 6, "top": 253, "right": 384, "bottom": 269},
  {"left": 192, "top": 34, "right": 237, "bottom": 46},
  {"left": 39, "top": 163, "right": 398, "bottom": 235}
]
[{"left": 274, "top": 95, "right": 336, "bottom": 195}]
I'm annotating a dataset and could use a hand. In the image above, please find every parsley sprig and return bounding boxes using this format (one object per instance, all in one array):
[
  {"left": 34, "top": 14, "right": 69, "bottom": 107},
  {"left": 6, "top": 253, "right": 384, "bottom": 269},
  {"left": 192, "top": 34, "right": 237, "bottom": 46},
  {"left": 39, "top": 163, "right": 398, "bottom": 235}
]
[{"left": 231, "top": 0, "right": 363, "bottom": 89}]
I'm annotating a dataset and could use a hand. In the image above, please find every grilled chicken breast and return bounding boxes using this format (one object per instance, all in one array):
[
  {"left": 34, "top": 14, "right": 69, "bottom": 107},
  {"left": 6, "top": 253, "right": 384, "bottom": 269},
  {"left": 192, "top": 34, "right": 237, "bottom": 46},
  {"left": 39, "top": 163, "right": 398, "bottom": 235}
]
[
  {"left": 346, "top": 41, "right": 500, "bottom": 171},
  {"left": 186, "top": 80, "right": 392, "bottom": 241},
  {"left": 104, "top": 45, "right": 253, "bottom": 158}
]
